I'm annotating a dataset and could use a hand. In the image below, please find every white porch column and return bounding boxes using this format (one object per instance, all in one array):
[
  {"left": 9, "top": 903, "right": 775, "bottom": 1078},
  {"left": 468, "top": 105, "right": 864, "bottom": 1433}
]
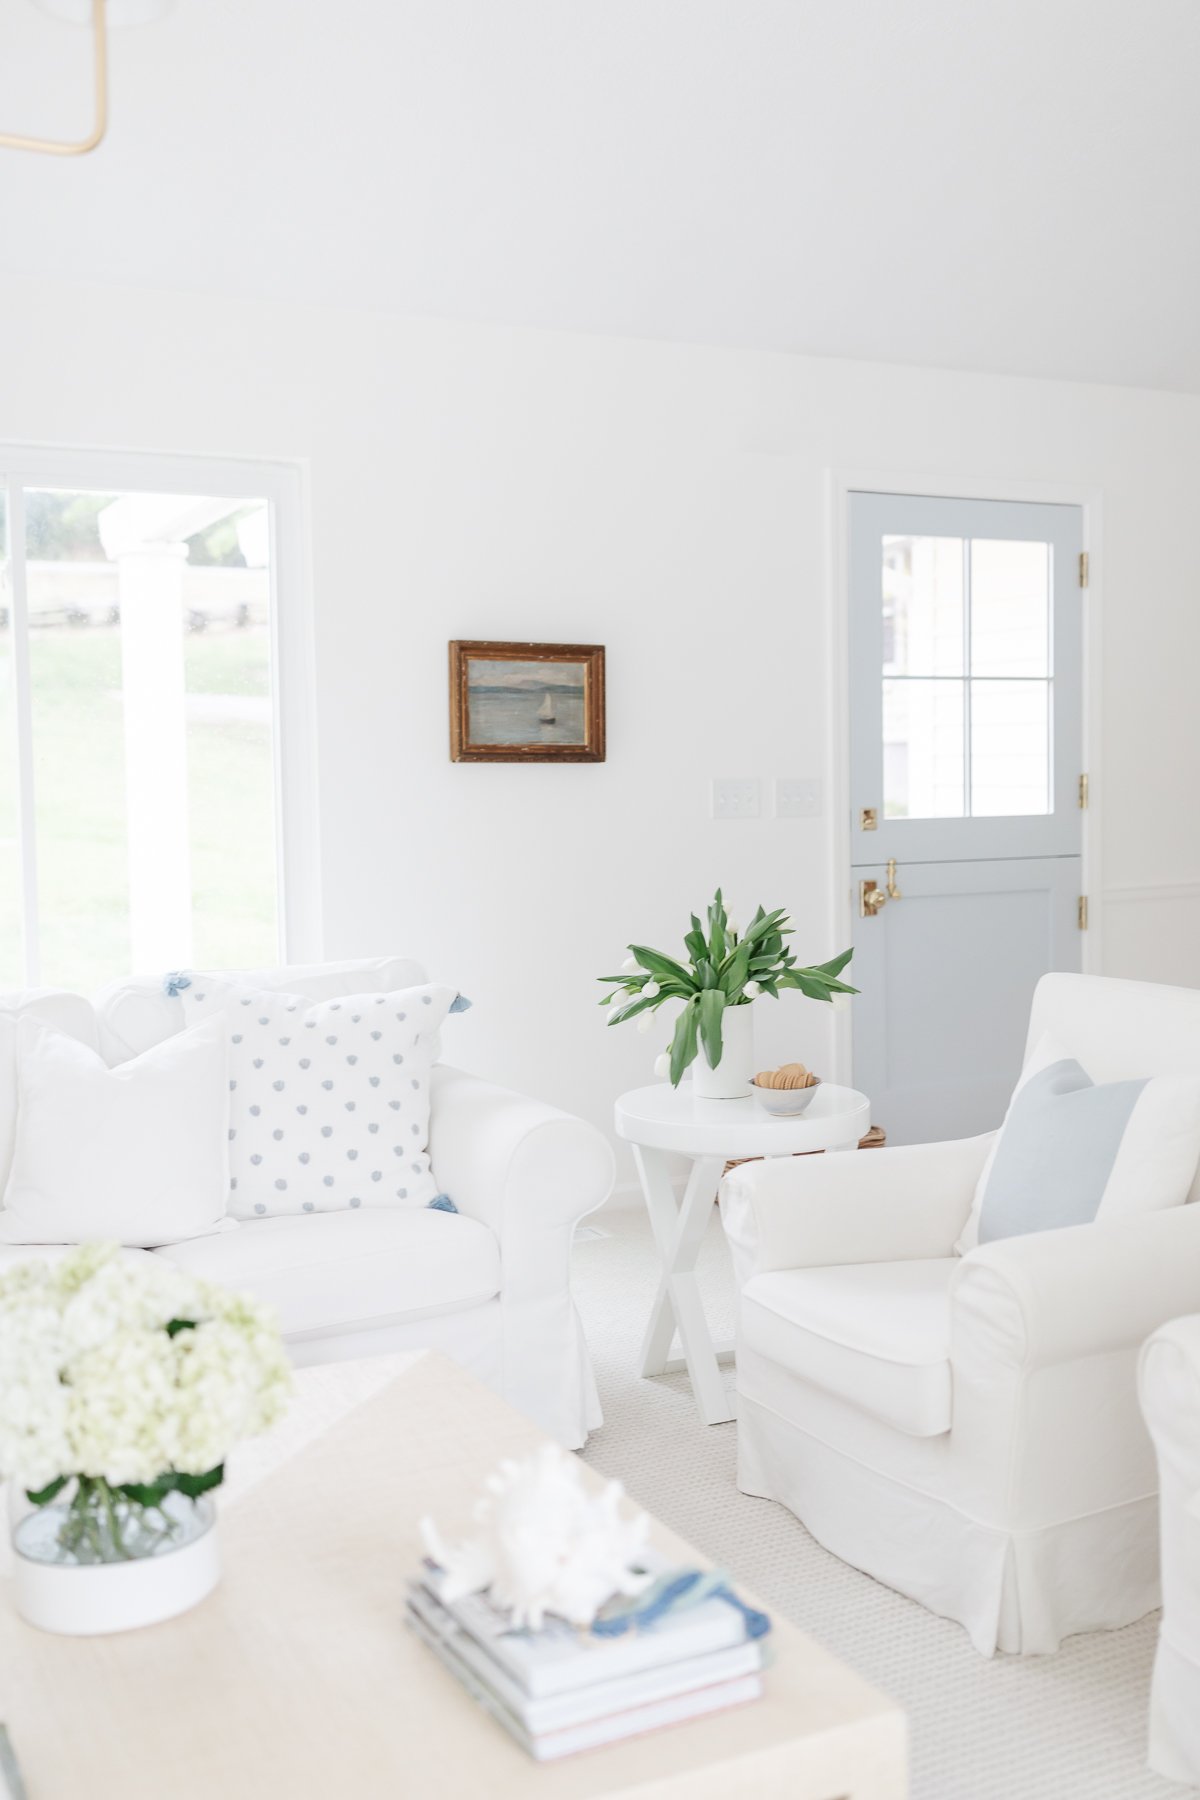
[{"left": 116, "top": 542, "right": 192, "bottom": 971}]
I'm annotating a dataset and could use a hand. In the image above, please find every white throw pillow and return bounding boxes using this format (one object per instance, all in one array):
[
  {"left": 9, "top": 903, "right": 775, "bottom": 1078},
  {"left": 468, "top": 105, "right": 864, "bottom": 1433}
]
[
  {"left": 0, "top": 990, "right": 101, "bottom": 1193},
  {"left": 0, "top": 1015, "right": 234, "bottom": 1248},
  {"left": 956, "top": 1032, "right": 1200, "bottom": 1254},
  {"left": 179, "top": 980, "right": 456, "bottom": 1220},
  {"left": 93, "top": 955, "right": 433, "bottom": 1066}
]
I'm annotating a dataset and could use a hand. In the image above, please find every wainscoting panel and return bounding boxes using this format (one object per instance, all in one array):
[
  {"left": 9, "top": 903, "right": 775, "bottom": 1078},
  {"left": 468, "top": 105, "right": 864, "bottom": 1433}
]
[{"left": 1102, "top": 883, "right": 1200, "bottom": 989}]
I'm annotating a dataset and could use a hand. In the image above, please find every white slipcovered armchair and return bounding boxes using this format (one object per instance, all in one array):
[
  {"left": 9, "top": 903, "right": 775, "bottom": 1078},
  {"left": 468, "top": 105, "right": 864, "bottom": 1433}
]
[
  {"left": 720, "top": 973, "right": 1200, "bottom": 1656},
  {"left": 1139, "top": 1315, "right": 1200, "bottom": 1786}
]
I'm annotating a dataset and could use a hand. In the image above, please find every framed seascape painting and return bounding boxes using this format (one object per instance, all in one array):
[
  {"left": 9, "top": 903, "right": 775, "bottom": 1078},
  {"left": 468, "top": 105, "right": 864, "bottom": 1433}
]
[{"left": 449, "top": 641, "right": 606, "bottom": 763}]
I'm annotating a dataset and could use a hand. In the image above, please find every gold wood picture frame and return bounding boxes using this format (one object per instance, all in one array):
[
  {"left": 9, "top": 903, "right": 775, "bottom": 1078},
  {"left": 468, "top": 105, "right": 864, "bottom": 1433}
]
[{"left": 449, "top": 641, "right": 606, "bottom": 763}]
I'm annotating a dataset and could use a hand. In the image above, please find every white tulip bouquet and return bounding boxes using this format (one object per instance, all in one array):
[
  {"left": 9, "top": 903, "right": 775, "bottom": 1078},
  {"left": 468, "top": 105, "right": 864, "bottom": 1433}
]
[
  {"left": 0, "top": 1244, "right": 291, "bottom": 1563},
  {"left": 599, "top": 889, "right": 856, "bottom": 1084}
]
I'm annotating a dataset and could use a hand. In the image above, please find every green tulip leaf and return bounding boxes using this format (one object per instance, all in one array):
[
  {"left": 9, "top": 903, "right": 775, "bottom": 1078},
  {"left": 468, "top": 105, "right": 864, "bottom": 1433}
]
[
  {"left": 607, "top": 995, "right": 662, "bottom": 1027},
  {"left": 669, "top": 1000, "right": 700, "bottom": 1086},
  {"left": 698, "top": 988, "right": 726, "bottom": 1068},
  {"left": 630, "top": 945, "right": 695, "bottom": 986}
]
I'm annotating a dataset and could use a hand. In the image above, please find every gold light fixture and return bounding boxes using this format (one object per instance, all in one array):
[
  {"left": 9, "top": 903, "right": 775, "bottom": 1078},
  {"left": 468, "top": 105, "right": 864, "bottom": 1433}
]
[{"left": 0, "top": 0, "right": 108, "bottom": 156}]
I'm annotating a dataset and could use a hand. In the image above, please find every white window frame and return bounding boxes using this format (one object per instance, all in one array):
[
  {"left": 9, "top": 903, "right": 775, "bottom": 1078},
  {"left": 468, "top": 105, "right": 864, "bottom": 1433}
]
[{"left": 1, "top": 444, "right": 321, "bottom": 982}]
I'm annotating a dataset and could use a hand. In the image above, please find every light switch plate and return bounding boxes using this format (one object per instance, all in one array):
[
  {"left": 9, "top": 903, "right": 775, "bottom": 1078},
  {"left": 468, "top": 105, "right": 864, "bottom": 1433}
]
[
  {"left": 711, "top": 778, "right": 761, "bottom": 821},
  {"left": 776, "top": 777, "right": 822, "bottom": 819}
]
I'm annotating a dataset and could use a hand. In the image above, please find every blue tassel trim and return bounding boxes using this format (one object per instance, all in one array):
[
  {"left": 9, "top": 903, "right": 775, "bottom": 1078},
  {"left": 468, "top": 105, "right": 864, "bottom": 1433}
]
[
  {"left": 449, "top": 994, "right": 472, "bottom": 1014},
  {"left": 163, "top": 971, "right": 193, "bottom": 998},
  {"left": 428, "top": 1194, "right": 458, "bottom": 1213},
  {"left": 590, "top": 1568, "right": 771, "bottom": 1642}
]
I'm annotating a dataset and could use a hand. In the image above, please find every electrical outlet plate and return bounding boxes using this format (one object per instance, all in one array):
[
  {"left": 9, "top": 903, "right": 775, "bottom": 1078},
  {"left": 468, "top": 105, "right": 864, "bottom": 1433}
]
[
  {"left": 711, "top": 777, "right": 761, "bottom": 821},
  {"left": 775, "top": 777, "right": 822, "bottom": 819}
]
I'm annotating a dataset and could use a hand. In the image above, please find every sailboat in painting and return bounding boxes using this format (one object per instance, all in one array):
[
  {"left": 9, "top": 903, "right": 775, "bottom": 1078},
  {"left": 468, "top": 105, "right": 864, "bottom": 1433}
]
[{"left": 538, "top": 691, "right": 557, "bottom": 724}]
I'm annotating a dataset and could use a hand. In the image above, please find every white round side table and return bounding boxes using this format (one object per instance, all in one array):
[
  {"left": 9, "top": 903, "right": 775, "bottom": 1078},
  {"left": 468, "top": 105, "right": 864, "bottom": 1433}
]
[{"left": 614, "top": 1081, "right": 871, "bottom": 1426}]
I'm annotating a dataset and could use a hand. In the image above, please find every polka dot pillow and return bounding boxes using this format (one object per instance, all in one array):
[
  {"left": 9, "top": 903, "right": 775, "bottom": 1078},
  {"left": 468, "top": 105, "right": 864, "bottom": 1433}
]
[{"left": 178, "top": 979, "right": 457, "bottom": 1221}]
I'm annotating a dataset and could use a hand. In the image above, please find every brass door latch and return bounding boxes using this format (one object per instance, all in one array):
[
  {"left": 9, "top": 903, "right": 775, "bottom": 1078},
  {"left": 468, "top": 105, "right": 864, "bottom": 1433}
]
[{"left": 860, "top": 880, "right": 887, "bottom": 916}]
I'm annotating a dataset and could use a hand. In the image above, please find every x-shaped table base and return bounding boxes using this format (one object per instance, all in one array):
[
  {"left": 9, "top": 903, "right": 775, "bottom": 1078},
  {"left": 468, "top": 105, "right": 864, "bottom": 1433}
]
[{"left": 635, "top": 1146, "right": 736, "bottom": 1425}]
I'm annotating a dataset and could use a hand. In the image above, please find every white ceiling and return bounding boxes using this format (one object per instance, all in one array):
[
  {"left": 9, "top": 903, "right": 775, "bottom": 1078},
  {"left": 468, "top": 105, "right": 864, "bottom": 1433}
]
[{"left": 1, "top": 0, "right": 1198, "bottom": 391}]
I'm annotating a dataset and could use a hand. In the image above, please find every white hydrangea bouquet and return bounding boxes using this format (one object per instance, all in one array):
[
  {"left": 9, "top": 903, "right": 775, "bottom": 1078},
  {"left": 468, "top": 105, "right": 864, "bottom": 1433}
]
[{"left": 0, "top": 1244, "right": 291, "bottom": 1565}]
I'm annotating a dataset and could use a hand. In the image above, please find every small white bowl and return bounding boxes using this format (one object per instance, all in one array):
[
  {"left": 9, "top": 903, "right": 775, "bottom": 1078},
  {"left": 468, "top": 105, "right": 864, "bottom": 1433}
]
[{"left": 751, "top": 1077, "right": 821, "bottom": 1116}]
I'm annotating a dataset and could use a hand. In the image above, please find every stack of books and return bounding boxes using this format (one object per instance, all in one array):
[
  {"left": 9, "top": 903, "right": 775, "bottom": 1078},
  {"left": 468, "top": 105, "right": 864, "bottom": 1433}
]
[
  {"left": 406, "top": 1560, "right": 770, "bottom": 1761},
  {"left": 0, "top": 1726, "right": 26, "bottom": 1800}
]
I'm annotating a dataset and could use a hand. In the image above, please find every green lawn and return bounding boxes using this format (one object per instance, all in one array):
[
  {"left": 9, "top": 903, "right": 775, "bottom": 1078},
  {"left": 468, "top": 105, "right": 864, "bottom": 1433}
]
[{"left": 0, "top": 623, "right": 278, "bottom": 994}]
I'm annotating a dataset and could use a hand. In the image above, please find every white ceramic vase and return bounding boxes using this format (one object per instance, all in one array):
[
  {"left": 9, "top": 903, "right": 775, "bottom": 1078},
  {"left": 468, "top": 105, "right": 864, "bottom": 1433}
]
[
  {"left": 11, "top": 1489, "right": 220, "bottom": 1636},
  {"left": 691, "top": 999, "right": 755, "bottom": 1100}
]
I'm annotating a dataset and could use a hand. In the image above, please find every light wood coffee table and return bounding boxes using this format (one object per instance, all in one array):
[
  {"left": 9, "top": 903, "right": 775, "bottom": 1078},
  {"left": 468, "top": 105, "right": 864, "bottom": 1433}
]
[{"left": 0, "top": 1352, "right": 905, "bottom": 1798}]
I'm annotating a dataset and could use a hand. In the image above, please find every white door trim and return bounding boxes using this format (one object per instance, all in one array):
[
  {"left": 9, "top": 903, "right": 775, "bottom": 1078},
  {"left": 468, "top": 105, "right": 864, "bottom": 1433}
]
[
  {"left": 0, "top": 441, "right": 321, "bottom": 967},
  {"left": 823, "top": 468, "right": 1103, "bottom": 1091}
]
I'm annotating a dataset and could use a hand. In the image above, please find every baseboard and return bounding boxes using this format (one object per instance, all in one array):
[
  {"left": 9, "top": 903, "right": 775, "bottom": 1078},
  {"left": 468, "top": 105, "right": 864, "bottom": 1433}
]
[
  {"left": 601, "top": 1172, "right": 702, "bottom": 1212},
  {"left": 599, "top": 1179, "right": 646, "bottom": 1213}
]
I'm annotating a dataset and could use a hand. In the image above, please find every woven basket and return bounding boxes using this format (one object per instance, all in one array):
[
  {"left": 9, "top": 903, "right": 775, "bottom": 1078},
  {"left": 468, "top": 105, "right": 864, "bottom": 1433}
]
[{"left": 723, "top": 1122, "right": 885, "bottom": 1179}]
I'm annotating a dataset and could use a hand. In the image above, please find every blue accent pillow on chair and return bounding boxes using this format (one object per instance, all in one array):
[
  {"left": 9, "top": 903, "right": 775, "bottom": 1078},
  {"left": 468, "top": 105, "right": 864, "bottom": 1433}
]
[{"left": 958, "top": 1036, "right": 1200, "bottom": 1251}]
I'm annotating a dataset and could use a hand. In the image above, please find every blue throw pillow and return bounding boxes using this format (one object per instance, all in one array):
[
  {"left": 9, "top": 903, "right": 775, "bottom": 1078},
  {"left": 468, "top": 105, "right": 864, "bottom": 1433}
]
[{"left": 972, "top": 1048, "right": 1200, "bottom": 1247}]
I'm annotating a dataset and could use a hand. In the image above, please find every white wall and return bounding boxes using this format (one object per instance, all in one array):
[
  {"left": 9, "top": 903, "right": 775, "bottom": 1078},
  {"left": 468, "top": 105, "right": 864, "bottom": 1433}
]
[{"left": 3, "top": 274, "right": 1199, "bottom": 1185}]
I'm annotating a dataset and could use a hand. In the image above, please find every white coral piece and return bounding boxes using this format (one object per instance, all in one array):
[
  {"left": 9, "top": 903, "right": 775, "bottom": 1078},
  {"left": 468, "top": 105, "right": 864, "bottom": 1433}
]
[{"left": 421, "top": 1444, "right": 652, "bottom": 1630}]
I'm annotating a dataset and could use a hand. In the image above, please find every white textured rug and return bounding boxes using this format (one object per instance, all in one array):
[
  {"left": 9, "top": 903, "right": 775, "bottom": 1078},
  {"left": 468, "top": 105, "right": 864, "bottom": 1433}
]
[{"left": 573, "top": 1208, "right": 1194, "bottom": 1800}]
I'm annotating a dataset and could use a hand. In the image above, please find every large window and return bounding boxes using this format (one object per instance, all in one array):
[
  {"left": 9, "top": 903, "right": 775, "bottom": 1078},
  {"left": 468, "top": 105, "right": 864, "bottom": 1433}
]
[{"left": 0, "top": 458, "right": 309, "bottom": 994}]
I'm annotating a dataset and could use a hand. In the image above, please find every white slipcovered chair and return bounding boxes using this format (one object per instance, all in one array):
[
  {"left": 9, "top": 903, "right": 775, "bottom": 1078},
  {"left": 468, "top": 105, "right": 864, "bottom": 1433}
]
[
  {"left": 720, "top": 972, "right": 1200, "bottom": 1656},
  {"left": 1139, "top": 1316, "right": 1200, "bottom": 1786}
]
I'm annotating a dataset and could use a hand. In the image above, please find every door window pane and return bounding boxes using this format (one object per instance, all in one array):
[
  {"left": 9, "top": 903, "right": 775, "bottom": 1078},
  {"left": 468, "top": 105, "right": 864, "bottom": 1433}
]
[
  {"left": 0, "top": 496, "right": 20, "bottom": 984},
  {"left": 883, "top": 678, "right": 965, "bottom": 819},
  {"left": 970, "top": 540, "right": 1050, "bottom": 677},
  {"left": 17, "top": 488, "right": 278, "bottom": 993},
  {"left": 878, "top": 530, "right": 1056, "bottom": 822},
  {"left": 882, "top": 535, "right": 964, "bottom": 675},
  {"left": 970, "top": 679, "right": 1050, "bottom": 816}
]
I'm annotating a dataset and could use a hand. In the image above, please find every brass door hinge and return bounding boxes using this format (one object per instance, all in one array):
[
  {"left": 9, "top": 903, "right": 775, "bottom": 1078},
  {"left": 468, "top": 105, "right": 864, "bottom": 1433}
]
[
  {"left": 1078, "top": 772, "right": 1089, "bottom": 809},
  {"left": 1078, "top": 895, "right": 1089, "bottom": 930},
  {"left": 1079, "top": 551, "right": 1090, "bottom": 588}
]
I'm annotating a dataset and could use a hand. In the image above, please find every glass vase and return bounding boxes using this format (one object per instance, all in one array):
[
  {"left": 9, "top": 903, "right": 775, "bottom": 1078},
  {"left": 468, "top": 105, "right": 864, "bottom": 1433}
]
[{"left": 11, "top": 1479, "right": 220, "bottom": 1636}]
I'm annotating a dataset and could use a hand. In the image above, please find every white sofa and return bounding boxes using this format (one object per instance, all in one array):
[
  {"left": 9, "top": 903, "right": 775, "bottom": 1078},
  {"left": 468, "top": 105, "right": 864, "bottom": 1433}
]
[
  {"left": 720, "top": 972, "right": 1200, "bottom": 1656},
  {"left": 0, "top": 958, "right": 614, "bottom": 1448},
  {"left": 1139, "top": 1315, "right": 1200, "bottom": 1787}
]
